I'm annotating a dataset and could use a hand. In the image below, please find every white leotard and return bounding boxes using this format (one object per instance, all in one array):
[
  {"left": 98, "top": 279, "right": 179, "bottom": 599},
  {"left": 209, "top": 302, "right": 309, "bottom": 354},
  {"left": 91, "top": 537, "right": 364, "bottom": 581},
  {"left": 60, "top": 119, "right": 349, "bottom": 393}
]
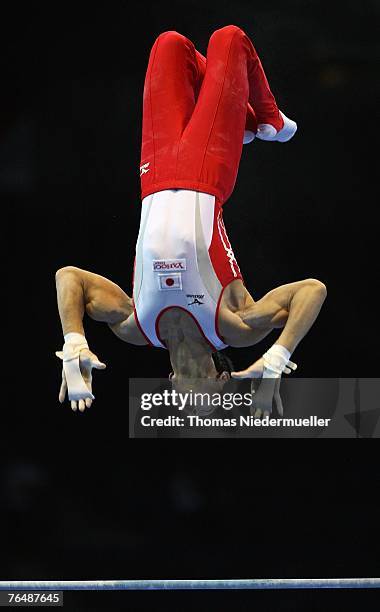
[{"left": 133, "top": 189, "right": 241, "bottom": 350}]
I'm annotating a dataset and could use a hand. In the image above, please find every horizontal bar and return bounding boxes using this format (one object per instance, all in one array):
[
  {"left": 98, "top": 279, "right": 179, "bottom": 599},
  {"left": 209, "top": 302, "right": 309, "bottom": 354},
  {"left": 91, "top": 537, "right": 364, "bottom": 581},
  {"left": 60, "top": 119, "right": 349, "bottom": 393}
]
[{"left": 0, "top": 579, "right": 379, "bottom": 591}]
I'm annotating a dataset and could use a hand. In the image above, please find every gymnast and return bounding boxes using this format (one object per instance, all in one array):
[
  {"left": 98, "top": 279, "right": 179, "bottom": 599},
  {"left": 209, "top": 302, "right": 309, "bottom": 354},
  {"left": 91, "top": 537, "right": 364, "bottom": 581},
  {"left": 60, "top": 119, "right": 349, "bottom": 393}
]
[{"left": 55, "top": 25, "right": 326, "bottom": 415}]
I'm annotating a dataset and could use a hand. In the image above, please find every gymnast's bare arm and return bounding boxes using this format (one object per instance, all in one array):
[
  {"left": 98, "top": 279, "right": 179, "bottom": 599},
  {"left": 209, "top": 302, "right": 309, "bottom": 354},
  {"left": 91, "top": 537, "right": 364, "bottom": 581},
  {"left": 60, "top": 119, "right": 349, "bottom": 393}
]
[
  {"left": 219, "top": 278, "right": 326, "bottom": 416},
  {"left": 55, "top": 266, "right": 147, "bottom": 345},
  {"left": 244, "top": 278, "right": 326, "bottom": 352},
  {"left": 219, "top": 278, "right": 327, "bottom": 354}
]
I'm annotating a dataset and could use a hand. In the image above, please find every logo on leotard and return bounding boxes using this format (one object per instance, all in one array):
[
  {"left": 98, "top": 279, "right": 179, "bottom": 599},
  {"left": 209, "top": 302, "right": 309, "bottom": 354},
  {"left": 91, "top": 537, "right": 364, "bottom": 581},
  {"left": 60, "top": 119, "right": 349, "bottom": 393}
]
[
  {"left": 140, "top": 162, "right": 150, "bottom": 177},
  {"left": 158, "top": 273, "right": 182, "bottom": 291},
  {"left": 153, "top": 259, "right": 187, "bottom": 271},
  {"left": 187, "top": 294, "right": 204, "bottom": 306}
]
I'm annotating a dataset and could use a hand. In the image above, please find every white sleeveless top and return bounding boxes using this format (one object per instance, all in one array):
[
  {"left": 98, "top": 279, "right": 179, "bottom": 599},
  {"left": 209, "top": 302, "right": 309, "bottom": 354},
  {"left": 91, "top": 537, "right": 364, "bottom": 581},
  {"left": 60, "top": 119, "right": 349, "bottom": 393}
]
[{"left": 132, "top": 189, "right": 230, "bottom": 350}]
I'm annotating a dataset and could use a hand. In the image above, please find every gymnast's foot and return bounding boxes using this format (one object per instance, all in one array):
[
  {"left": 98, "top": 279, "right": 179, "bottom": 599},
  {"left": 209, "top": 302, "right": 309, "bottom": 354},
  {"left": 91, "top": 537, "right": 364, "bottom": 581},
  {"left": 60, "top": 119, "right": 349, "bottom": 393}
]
[{"left": 256, "top": 111, "right": 297, "bottom": 142}]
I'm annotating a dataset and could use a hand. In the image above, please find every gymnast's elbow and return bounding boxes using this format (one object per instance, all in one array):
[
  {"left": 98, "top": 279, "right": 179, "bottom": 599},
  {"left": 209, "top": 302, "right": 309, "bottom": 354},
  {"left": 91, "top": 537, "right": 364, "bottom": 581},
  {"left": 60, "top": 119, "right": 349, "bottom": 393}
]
[
  {"left": 305, "top": 278, "right": 327, "bottom": 299},
  {"left": 55, "top": 266, "right": 83, "bottom": 286}
]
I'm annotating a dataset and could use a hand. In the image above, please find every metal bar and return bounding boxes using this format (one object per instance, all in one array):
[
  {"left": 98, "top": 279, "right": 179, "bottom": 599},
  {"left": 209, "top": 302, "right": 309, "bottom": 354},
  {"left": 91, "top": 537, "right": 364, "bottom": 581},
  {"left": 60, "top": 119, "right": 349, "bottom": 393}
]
[{"left": 0, "top": 578, "right": 379, "bottom": 590}]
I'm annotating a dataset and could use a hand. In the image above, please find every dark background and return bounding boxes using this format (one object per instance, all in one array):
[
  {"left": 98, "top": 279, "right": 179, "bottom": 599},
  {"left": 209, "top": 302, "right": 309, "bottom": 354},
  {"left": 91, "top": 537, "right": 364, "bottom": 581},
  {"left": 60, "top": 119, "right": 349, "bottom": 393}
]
[{"left": 1, "top": 1, "right": 379, "bottom": 610}]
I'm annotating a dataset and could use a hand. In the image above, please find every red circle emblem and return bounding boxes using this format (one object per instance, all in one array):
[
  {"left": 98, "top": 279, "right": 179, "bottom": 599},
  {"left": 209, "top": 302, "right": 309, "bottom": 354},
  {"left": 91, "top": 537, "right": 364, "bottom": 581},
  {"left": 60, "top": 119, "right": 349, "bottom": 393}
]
[{"left": 166, "top": 278, "right": 174, "bottom": 286}]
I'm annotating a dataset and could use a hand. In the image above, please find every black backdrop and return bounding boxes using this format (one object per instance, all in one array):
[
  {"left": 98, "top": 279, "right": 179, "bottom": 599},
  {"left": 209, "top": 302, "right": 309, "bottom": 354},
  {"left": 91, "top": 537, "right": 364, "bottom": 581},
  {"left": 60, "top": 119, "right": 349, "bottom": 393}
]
[{"left": 1, "top": 1, "right": 379, "bottom": 610}]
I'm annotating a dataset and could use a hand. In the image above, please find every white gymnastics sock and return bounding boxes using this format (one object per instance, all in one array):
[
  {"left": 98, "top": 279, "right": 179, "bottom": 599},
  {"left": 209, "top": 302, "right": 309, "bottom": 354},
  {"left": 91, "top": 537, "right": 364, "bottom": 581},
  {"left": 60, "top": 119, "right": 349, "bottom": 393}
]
[
  {"left": 243, "top": 130, "right": 255, "bottom": 144},
  {"left": 256, "top": 111, "right": 297, "bottom": 143}
]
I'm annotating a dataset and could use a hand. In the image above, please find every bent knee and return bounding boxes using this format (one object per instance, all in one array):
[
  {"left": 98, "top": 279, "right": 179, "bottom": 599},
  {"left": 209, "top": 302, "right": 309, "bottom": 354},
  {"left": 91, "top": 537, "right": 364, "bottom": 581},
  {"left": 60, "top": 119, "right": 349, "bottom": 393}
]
[
  {"left": 211, "top": 24, "right": 246, "bottom": 42},
  {"left": 155, "top": 30, "right": 189, "bottom": 48}
]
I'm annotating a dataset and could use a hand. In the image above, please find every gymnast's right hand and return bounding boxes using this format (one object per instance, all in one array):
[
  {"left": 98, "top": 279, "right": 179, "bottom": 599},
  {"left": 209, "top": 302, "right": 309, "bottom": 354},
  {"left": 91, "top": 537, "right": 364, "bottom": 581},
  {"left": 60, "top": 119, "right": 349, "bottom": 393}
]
[{"left": 55, "top": 333, "right": 106, "bottom": 412}]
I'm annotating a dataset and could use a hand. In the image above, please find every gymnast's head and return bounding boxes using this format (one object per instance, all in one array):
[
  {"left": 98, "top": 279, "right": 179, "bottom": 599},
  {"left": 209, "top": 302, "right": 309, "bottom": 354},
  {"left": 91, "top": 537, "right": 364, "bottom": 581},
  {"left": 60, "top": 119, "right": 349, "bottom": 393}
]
[
  {"left": 169, "top": 349, "right": 234, "bottom": 385},
  {"left": 168, "top": 350, "right": 234, "bottom": 416},
  {"left": 160, "top": 308, "right": 233, "bottom": 387}
]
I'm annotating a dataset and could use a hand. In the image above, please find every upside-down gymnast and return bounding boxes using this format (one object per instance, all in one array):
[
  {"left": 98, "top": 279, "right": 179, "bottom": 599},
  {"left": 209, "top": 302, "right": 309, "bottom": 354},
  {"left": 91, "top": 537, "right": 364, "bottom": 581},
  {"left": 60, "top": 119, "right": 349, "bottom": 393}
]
[{"left": 55, "top": 25, "right": 327, "bottom": 415}]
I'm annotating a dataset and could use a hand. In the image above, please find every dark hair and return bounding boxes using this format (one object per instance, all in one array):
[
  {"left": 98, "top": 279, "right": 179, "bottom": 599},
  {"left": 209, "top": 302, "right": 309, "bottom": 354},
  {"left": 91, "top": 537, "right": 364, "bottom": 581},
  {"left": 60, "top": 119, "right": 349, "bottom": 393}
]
[{"left": 212, "top": 351, "right": 234, "bottom": 375}]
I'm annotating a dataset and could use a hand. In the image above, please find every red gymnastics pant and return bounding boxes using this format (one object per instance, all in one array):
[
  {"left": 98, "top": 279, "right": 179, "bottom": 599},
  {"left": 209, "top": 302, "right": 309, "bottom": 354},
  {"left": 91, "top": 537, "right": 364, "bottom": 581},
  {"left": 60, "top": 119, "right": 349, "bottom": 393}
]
[{"left": 140, "top": 24, "right": 283, "bottom": 206}]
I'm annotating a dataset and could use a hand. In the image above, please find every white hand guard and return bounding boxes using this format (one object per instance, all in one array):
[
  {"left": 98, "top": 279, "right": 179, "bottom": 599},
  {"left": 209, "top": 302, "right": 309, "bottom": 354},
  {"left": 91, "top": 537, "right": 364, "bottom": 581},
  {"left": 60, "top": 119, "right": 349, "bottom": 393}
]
[
  {"left": 55, "top": 333, "right": 95, "bottom": 401},
  {"left": 262, "top": 344, "right": 298, "bottom": 379}
]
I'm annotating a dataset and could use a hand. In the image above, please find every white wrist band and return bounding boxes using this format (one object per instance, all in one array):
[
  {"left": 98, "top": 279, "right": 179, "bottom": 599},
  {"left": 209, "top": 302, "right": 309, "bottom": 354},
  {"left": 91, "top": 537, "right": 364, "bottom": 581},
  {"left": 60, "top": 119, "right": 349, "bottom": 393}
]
[
  {"left": 56, "top": 333, "right": 94, "bottom": 401},
  {"left": 64, "top": 332, "right": 87, "bottom": 346},
  {"left": 262, "top": 344, "right": 297, "bottom": 378}
]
